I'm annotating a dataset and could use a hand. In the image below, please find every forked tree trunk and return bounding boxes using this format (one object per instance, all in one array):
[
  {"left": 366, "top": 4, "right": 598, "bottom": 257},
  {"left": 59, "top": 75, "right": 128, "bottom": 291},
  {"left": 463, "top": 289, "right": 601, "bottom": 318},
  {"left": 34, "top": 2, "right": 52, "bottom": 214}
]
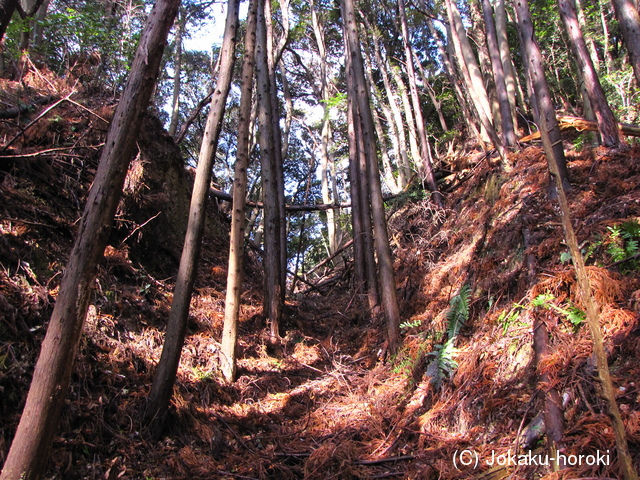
[
  {"left": 145, "top": 0, "right": 240, "bottom": 435},
  {"left": 220, "top": 0, "right": 258, "bottom": 384},
  {"left": 342, "top": 0, "right": 401, "bottom": 352},
  {"left": 0, "top": 0, "right": 180, "bottom": 477},
  {"left": 610, "top": 0, "right": 640, "bottom": 86},
  {"left": 557, "top": 0, "right": 624, "bottom": 147}
]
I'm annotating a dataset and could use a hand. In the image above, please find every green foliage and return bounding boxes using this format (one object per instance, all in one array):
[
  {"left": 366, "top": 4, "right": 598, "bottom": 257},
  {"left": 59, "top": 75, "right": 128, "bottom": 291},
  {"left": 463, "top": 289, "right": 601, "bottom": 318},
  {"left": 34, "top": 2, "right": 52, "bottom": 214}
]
[
  {"left": 445, "top": 283, "right": 471, "bottom": 339},
  {"left": 606, "top": 221, "right": 640, "bottom": 268},
  {"left": 532, "top": 293, "right": 585, "bottom": 329},
  {"left": 400, "top": 319, "right": 422, "bottom": 330},
  {"left": 497, "top": 305, "right": 525, "bottom": 334}
]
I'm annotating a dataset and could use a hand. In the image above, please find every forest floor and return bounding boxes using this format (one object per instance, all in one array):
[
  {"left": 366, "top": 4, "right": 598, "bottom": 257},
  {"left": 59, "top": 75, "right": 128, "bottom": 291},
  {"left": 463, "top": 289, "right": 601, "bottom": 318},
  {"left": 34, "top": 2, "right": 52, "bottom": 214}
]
[{"left": 2, "top": 70, "right": 640, "bottom": 479}]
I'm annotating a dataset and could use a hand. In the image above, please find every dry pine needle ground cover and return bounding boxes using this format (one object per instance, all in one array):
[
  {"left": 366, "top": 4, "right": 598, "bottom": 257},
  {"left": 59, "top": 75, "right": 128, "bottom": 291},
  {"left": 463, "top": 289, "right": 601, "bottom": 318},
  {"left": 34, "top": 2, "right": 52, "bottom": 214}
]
[{"left": 1, "top": 71, "right": 640, "bottom": 479}]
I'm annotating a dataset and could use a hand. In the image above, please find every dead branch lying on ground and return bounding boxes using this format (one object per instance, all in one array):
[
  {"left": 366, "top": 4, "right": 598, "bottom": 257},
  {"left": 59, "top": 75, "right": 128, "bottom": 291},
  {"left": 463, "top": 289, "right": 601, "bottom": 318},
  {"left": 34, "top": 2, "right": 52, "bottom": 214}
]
[{"left": 519, "top": 115, "right": 640, "bottom": 143}]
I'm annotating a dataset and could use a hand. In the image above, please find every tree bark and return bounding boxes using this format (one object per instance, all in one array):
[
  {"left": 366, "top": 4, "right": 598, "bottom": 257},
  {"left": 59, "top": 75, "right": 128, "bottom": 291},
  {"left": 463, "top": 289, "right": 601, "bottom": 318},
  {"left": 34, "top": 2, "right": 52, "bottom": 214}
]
[
  {"left": 0, "top": 0, "right": 179, "bottom": 476},
  {"left": 514, "top": 0, "right": 570, "bottom": 193},
  {"left": 397, "top": 0, "right": 442, "bottom": 204},
  {"left": 0, "top": 0, "right": 17, "bottom": 42},
  {"left": 256, "top": 0, "right": 283, "bottom": 339},
  {"left": 480, "top": 0, "right": 517, "bottom": 147},
  {"left": 168, "top": 11, "right": 184, "bottom": 137},
  {"left": 610, "top": 0, "right": 640, "bottom": 86},
  {"left": 145, "top": 0, "right": 240, "bottom": 435},
  {"left": 220, "top": 0, "right": 258, "bottom": 384},
  {"left": 494, "top": 0, "right": 521, "bottom": 130},
  {"left": 341, "top": 0, "right": 401, "bottom": 352},
  {"left": 557, "top": 0, "right": 624, "bottom": 147}
]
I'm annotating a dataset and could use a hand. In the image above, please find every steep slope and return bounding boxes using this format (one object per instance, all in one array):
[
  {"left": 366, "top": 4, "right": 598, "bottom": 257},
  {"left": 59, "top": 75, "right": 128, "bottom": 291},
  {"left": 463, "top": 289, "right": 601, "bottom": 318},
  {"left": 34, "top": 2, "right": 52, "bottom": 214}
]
[{"left": 1, "top": 69, "right": 640, "bottom": 479}]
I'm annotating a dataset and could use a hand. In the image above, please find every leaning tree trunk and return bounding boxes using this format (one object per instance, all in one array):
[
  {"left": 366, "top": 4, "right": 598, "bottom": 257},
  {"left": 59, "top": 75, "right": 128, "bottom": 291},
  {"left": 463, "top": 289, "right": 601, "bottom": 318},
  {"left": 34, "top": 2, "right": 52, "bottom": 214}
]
[
  {"left": 342, "top": 0, "right": 401, "bottom": 352},
  {"left": 494, "top": 0, "right": 521, "bottom": 131},
  {"left": 557, "top": 0, "right": 624, "bottom": 147},
  {"left": 220, "top": 0, "right": 258, "bottom": 384},
  {"left": 514, "top": 0, "right": 570, "bottom": 193},
  {"left": 145, "top": 0, "right": 240, "bottom": 436},
  {"left": 610, "top": 0, "right": 640, "bottom": 86},
  {"left": 0, "top": 0, "right": 180, "bottom": 477},
  {"left": 0, "top": 0, "right": 16, "bottom": 42}
]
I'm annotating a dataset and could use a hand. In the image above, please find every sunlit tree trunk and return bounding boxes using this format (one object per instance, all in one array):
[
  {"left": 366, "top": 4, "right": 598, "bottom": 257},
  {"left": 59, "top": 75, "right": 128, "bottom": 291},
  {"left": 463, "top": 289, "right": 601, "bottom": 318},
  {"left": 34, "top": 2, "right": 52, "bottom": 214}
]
[
  {"left": 611, "top": 0, "right": 640, "bottom": 85},
  {"left": 397, "top": 0, "right": 442, "bottom": 204},
  {"left": 342, "top": 0, "right": 401, "bottom": 352},
  {"left": 427, "top": 17, "right": 483, "bottom": 145},
  {"left": 481, "top": 0, "right": 517, "bottom": 147},
  {"left": 310, "top": 0, "right": 342, "bottom": 255},
  {"left": 0, "top": 0, "right": 180, "bottom": 476},
  {"left": 145, "top": 0, "right": 240, "bottom": 435},
  {"left": 494, "top": 0, "right": 521, "bottom": 130},
  {"left": 557, "top": 0, "right": 624, "bottom": 147},
  {"left": 445, "top": 0, "right": 505, "bottom": 157},
  {"left": 220, "top": 0, "right": 258, "bottom": 384},
  {"left": 168, "top": 11, "right": 183, "bottom": 137},
  {"left": 514, "top": 0, "right": 570, "bottom": 193}
]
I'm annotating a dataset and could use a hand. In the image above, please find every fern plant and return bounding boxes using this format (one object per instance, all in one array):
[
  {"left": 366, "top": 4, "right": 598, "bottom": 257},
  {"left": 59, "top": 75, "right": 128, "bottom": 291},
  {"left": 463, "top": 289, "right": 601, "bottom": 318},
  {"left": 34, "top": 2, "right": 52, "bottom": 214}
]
[{"left": 425, "top": 284, "right": 471, "bottom": 388}]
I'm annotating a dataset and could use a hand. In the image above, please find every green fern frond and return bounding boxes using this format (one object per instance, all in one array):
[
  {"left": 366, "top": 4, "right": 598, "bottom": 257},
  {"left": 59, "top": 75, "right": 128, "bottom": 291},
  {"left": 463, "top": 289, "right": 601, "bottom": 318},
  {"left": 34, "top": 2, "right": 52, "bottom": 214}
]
[{"left": 445, "top": 284, "right": 471, "bottom": 339}]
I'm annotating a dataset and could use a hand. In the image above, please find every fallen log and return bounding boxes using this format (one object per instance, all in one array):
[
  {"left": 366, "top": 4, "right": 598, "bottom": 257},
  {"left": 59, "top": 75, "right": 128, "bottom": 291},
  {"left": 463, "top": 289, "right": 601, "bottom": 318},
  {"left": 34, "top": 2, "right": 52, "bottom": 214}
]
[{"left": 519, "top": 115, "right": 640, "bottom": 143}]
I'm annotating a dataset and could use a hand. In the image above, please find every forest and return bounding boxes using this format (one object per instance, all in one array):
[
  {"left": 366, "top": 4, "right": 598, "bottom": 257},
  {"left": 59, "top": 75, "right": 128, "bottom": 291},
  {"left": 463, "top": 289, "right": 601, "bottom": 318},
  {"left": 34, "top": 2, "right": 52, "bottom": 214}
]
[{"left": 0, "top": 0, "right": 640, "bottom": 477}]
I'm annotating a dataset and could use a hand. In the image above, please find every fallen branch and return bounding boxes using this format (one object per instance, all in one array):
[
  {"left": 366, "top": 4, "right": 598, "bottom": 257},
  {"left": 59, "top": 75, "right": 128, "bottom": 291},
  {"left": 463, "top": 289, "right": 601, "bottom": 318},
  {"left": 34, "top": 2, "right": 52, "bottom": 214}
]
[
  {"left": 519, "top": 115, "right": 640, "bottom": 143},
  {"left": 356, "top": 455, "right": 416, "bottom": 465},
  {"left": 2, "top": 91, "right": 76, "bottom": 151},
  {"left": 0, "top": 143, "right": 105, "bottom": 160}
]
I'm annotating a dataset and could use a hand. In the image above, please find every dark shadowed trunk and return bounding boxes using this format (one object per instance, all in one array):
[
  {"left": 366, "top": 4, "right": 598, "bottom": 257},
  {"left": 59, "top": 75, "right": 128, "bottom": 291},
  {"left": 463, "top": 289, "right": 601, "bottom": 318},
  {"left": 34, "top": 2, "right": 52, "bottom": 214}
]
[{"left": 0, "top": 0, "right": 180, "bottom": 476}]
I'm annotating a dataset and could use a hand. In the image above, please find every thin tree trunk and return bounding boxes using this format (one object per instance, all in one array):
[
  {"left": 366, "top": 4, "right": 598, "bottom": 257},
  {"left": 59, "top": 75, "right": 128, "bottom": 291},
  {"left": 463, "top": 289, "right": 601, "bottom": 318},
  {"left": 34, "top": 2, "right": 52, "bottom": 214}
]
[
  {"left": 168, "top": 12, "right": 183, "bottom": 137},
  {"left": 397, "top": 0, "right": 442, "bottom": 204},
  {"left": 514, "top": 0, "right": 570, "bottom": 193},
  {"left": 145, "top": 0, "right": 240, "bottom": 435},
  {"left": 220, "top": 0, "right": 258, "bottom": 384},
  {"left": 427, "top": 17, "right": 484, "bottom": 146},
  {"left": 557, "top": 0, "right": 624, "bottom": 147},
  {"left": 494, "top": 0, "right": 521, "bottom": 130},
  {"left": 610, "top": 0, "right": 640, "bottom": 86},
  {"left": 0, "top": 0, "right": 179, "bottom": 476},
  {"left": 342, "top": 0, "right": 401, "bottom": 352},
  {"left": 481, "top": 0, "right": 517, "bottom": 147},
  {"left": 445, "top": 0, "right": 505, "bottom": 158}
]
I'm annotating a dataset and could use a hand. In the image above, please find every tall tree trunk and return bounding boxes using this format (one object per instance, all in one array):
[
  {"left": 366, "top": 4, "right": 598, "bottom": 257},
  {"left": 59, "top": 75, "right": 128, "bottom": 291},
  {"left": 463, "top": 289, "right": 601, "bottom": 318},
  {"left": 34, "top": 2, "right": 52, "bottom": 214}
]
[
  {"left": 220, "top": 0, "right": 258, "bottom": 384},
  {"left": 494, "top": 0, "right": 521, "bottom": 130},
  {"left": 514, "top": 0, "right": 570, "bottom": 193},
  {"left": 311, "top": 0, "right": 342, "bottom": 254},
  {"left": 256, "top": 0, "right": 283, "bottom": 339},
  {"left": 145, "top": 0, "right": 240, "bottom": 435},
  {"left": 342, "top": 0, "right": 401, "bottom": 352},
  {"left": 427, "top": 17, "right": 484, "bottom": 146},
  {"left": 397, "top": 0, "right": 442, "bottom": 204},
  {"left": 481, "top": 0, "right": 517, "bottom": 147},
  {"left": 366, "top": 23, "right": 411, "bottom": 187},
  {"left": 0, "top": 0, "right": 179, "bottom": 476},
  {"left": 265, "top": 0, "right": 288, "bottom": 301},
  {"left": 168, "top": 11, "right": 184, "bottom": 137},
  {"left": 445, "top": 0, "right": 505, "bottom": 159},
  {"left": 557, "top": 0, "right": 624, "bottom": 147},
  {"left": 611, "top": 0, "right": 640, "bottom": 86}
]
